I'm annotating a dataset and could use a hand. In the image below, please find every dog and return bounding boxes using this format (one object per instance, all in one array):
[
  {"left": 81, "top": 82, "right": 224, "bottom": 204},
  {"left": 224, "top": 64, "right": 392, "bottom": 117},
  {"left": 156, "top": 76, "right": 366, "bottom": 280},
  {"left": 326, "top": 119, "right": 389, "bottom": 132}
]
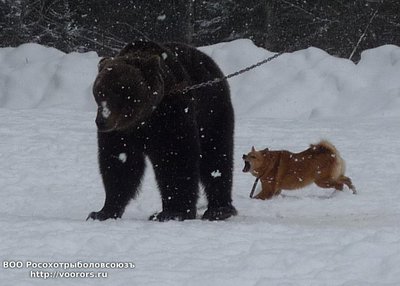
[{"left": 242, "top": 140, "right": 356, "bottom": 200}]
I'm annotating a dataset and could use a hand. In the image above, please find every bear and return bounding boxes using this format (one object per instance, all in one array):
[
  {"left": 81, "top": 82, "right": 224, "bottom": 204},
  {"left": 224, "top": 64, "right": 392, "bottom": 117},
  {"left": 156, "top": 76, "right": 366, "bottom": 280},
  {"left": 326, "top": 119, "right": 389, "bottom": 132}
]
[{"left": 87, "top": 40, "right": 237, "bottom": 222}]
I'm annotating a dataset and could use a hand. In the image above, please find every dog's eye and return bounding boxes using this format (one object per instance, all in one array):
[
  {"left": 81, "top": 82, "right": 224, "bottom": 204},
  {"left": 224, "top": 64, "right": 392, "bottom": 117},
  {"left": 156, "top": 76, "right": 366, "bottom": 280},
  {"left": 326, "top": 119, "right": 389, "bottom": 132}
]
[{"left": 250, "top": 155, "right": 256, "bottom": 159}]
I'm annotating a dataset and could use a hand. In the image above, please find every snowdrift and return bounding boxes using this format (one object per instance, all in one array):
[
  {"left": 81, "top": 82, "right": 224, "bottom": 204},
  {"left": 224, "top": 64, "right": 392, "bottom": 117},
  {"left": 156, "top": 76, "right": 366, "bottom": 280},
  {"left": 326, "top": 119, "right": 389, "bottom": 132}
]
[
  {"left": 0, "top": 44, "right": 98, "bottom": 110},
  {"left": 1, "top": 39, "right": 399, "bottom": 118}
]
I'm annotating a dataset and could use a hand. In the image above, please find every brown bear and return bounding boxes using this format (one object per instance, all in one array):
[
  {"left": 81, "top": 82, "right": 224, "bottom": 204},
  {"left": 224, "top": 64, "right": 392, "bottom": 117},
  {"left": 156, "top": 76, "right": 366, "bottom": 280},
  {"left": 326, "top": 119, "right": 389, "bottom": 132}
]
[{"left": 87, "top": 40, "right": 237, "bottom": 221}]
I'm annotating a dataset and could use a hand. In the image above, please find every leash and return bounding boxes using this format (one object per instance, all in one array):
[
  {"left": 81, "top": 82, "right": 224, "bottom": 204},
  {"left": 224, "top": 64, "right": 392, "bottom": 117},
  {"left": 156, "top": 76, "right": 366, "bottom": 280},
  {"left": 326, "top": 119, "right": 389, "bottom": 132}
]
[
  {"left": 170, "top": 27, "right": 340, "bottom": 95},
  {"left": 249, "top": 177, "right": 260, "bottom": 198},
  {"left": 171, "top": 50, "right": 286, "bottom": 95}
]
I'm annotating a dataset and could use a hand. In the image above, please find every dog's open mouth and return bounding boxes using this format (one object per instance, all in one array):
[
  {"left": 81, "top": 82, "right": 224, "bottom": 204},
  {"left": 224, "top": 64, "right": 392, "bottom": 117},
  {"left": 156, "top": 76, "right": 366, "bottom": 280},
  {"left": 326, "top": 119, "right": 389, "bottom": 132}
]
[{"left": 242, "top": 160, "right": 251, "bottom": 173}]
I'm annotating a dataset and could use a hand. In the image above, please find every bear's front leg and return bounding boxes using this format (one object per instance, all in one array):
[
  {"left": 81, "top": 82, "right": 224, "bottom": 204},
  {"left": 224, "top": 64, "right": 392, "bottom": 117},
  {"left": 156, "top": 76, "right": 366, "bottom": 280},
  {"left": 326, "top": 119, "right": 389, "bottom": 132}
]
[{"left": 87, "top": 132, "right": 145, "bottom": 221}]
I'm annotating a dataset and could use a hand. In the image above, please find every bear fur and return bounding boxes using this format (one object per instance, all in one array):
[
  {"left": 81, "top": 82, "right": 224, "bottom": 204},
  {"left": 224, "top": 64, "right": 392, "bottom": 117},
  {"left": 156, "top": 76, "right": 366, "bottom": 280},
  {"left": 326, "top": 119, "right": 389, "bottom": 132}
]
[{"left": 87, "top": 40, "right": 237, "bottom": 221}]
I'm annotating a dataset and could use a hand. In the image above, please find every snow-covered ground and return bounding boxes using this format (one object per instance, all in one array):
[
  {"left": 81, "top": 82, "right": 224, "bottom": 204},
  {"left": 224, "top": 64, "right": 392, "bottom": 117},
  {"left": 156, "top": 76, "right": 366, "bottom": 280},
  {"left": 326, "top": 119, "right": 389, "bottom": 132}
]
[{"left": 0, "top": 40, "right": 399, "bottom": 285}]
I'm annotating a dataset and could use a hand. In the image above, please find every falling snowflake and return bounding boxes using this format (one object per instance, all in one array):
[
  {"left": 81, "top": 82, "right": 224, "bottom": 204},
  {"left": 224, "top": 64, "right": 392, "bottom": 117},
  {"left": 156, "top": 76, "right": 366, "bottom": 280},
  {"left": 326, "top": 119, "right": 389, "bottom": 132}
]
[
  {"left": 157, "top": 14, "right": 166, "bottom": 21},
  {"left": 101, "top": 101, "right": 111, "bottom": 119},
  {"left": 211, "top": 170, "right": 222, "bottom": 178},
  {"left": 118, "top": 153, "right": 127, "bottom": 163}
]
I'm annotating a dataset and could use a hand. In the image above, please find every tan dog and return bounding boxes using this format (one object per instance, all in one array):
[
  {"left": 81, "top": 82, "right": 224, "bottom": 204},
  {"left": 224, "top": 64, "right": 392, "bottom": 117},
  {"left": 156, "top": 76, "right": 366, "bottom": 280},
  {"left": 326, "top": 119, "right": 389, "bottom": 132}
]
[{"left": 242, "top": 140, "right": 356, "bottom": 200}]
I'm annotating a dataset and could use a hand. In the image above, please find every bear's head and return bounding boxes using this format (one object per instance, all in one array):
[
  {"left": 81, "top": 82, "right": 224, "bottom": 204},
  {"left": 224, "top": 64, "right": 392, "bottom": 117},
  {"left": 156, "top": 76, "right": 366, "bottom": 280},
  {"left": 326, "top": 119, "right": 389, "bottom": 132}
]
[{"left": 93, "top": 55, "right": 164, "bottom": 132}]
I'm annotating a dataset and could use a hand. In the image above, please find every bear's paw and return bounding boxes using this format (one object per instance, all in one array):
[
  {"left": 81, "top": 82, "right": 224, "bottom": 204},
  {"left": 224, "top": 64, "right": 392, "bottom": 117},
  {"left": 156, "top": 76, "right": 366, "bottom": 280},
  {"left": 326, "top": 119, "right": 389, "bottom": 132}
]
[
  {"left": 202, "top": 205, "right": 238, "bottom": 221},
  {"left": 86, "top": 210, "right": 122, "bottom": 221},
  {"left": 149, "top": 209, "right": 196, "bottom": 222}
]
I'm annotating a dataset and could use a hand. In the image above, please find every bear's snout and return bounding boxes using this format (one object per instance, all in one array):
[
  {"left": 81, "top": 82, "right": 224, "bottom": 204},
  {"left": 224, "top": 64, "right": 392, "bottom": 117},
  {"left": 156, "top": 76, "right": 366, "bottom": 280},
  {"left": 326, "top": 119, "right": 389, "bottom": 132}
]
[
  {"left": 96, "top": 112, "right": 116, "bottom": 132},
  {"left": 95, "top": 113, "right": 107, "bottom": 130}
]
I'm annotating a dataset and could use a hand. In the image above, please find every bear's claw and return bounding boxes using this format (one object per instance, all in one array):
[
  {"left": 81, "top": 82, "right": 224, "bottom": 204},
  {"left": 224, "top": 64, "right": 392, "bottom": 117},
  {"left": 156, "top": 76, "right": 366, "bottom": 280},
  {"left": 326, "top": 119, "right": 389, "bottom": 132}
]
[{"left": 149, "top": 209, "right": 196, "bottom": 222}]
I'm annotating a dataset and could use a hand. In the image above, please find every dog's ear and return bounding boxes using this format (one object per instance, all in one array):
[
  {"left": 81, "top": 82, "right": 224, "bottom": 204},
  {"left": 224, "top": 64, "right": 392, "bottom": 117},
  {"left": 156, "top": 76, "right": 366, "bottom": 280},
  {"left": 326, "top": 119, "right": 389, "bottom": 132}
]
[
  {"left": 251, "top": 146, "right": 256, "bottom": 152},
  {"left": 262, "top": 148, "right": 269, "bottom": 156}
]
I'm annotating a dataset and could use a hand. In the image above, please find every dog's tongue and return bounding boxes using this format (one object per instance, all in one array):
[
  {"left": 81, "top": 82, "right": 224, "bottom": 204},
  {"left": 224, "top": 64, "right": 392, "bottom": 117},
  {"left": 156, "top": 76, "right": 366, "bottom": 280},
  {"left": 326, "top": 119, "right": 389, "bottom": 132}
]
[{"left": 242, "top": 161, "right": 250, "bottom": 173}]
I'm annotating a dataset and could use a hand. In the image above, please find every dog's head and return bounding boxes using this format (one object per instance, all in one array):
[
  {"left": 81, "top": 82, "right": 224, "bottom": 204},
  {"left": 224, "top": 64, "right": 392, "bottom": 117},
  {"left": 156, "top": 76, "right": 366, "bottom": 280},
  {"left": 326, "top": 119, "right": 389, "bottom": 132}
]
[{"left": 242, "top": 146, "right": 270, "bottom": 176}]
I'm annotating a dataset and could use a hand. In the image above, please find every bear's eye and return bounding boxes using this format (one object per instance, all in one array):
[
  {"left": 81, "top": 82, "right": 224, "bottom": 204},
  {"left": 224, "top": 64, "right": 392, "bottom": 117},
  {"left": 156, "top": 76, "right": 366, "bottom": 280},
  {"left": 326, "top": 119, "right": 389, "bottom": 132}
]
[{"left": 121, "top": 105, "right": 132, "bottom": 115}]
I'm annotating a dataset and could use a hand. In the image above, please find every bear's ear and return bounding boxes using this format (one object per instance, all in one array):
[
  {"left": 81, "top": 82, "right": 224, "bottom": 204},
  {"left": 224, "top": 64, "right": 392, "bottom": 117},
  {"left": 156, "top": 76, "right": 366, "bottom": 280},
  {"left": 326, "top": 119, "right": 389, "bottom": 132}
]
[
  {"left": 144, "top": 55, "right": 161, "bottom": 70},
  {"left": 123, "top": 56, "right": 141, "bottom": 67},
  {"left": 141, "top": 55, "right": 163, "bottom": 79},
  {"left": 98, "top": 57, "right": 112, "bottom": 72},
  {"left": 119, "top": 43, "right": 137, "bottom": 56}
]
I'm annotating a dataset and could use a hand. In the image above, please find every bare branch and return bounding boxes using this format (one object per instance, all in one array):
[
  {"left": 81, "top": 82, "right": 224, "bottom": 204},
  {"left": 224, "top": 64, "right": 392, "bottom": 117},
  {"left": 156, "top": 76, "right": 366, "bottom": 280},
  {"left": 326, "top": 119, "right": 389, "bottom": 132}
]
[
  {"left": 349, "top": 9, "right": 379, "bottom": 61},
  {"left": 281, "top": 0, "right": 336, "bottom": 24}
]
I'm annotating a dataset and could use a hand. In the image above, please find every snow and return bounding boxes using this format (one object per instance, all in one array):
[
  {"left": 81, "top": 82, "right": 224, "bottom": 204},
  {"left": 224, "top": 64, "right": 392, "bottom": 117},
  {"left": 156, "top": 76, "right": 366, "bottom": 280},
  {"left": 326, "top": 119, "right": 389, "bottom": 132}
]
[
  {"left": 211, "top": 170, "right": 222, "bottom": 178},
  {"left": 118, "top": 153, "right": 127, "bottom": 164},
  {"left": 1, "top": 40, "right": 400, "bottom": 285},
  {"left": 157, "top": 14, "right": 167, "bottom": 21},
  {"left": 100, "top": 101, "right": 111, "bottom": 119}
]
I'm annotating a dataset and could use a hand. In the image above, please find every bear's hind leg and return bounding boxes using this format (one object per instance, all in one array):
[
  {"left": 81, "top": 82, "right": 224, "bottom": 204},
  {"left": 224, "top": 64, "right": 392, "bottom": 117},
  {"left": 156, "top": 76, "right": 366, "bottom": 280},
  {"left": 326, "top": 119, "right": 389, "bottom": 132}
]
[
  {"left": 148, "top": 151, "right": 199, "bottom": 222},
  {"left": 147, "top": 118, "right": 200, "bottom": 222},
  {"left": 199, "top": 124, "right": 237, "bottom": 220}
]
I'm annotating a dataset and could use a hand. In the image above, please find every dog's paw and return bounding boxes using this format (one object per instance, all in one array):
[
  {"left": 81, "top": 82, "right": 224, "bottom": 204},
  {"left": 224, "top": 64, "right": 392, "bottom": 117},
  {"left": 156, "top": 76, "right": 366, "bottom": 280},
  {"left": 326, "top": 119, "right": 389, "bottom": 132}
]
[
  {"left": 254, "top": 192, "right": 274, "bottom": 200},
  {"left": 253, "top": 193, "right": 265, "bottom": 200},
  {"left": 149, "top": 209, "right": 196, "bottom": 222},
  {"left": 202, "top": 205, "right": 238, "bottom": 221}
]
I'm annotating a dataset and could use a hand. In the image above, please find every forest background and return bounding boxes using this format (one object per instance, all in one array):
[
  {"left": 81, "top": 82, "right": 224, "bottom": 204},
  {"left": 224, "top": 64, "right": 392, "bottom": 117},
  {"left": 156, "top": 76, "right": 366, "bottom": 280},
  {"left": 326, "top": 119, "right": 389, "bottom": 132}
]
[{"left": 1, "top": 0, "right": 399, "bottom": 62}]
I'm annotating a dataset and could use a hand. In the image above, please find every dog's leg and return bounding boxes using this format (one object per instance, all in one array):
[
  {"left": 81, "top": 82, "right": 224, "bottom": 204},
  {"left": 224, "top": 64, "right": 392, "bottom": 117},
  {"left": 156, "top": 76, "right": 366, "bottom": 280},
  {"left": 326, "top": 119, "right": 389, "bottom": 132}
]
[
  {"left": 254, "top": 182, "right": 276, "bottom": 200},
  {"left": 338, "top": 175, "right": 357, "bottom": 194},
  {"left": 315, "top": 180, "right": 338, "bottom": 190},
  {"left": 315, "top": 178, "right": 357, "bottom": 195},
  {"left": 334, "top": 182, "right": 344, "bottom": 191}
]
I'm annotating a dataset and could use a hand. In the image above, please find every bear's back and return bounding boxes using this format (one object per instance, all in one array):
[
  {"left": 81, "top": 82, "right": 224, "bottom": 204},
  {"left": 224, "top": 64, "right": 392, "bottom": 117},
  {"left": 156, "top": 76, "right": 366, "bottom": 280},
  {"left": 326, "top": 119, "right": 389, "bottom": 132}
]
[
  {"left": 164, "top": 43, "right": 232, "bottom": 117},
  {"left": 164, "top": 43, "right": 225, "bottom": 84}
]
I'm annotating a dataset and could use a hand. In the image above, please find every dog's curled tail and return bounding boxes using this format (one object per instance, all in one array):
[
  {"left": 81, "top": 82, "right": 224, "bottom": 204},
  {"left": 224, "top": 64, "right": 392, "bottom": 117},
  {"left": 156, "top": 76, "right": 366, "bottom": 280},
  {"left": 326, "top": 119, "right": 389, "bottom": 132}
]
[{"left": 312, "top": 140, "right": 346, "bottom": 180}]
